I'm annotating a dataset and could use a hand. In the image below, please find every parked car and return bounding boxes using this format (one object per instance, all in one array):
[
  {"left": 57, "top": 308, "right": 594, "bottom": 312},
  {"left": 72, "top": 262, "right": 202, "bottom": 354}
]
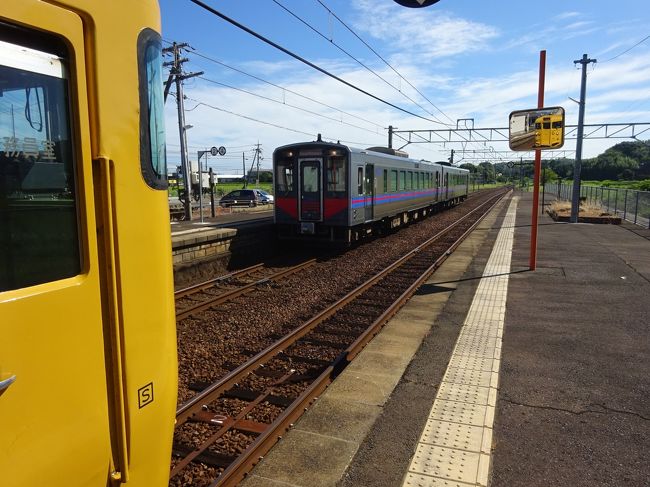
[
  {"left": 253, "top": 189, "right": 274, "bottom": 204},
  {"left": 219, "top": 189, "right": 259, "bottom": 208}
]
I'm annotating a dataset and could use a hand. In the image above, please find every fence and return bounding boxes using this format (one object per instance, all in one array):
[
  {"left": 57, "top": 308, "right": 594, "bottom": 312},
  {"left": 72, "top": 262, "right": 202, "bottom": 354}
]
[{"left": 545, "top": 181, "right": 650, "bottom": 228}]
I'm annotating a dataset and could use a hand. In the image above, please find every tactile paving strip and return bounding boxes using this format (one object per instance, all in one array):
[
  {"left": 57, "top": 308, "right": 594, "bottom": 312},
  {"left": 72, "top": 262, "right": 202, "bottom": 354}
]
[{"left": 402, "top": 197, "right": 518, "bottom": 487}]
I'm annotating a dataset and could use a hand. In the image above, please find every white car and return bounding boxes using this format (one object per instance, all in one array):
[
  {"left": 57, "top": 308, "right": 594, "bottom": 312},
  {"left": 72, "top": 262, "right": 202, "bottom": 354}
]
[{"left": 253, "top": 189, "right": 274, "bottom": 204}]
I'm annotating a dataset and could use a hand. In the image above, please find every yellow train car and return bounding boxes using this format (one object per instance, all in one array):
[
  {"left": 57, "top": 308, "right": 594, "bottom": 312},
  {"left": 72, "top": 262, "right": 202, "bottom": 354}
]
[
  {"left": 534, "top": 114, "right": 563, "bottom": 148},
  {"left": 0, "top": 1, "right": 177, "bottom": 486}
]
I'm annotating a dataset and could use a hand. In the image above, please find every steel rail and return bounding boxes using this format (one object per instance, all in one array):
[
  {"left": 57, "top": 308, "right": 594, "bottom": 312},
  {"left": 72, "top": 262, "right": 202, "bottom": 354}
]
[
  {"left": 174, "top": 263, "right": 265, "bottom": 299},
  {"left": 211, "top": 189, "right": 509, "bottom": 486},
  {"left": 170, "top": 189, "right": 509, "bottom": 484},
  {"left": 175, "top": 197, "right": 488, "bottom": 424},
  {"left": 175, "top": 259, "right": 317, "bottom": 321}
]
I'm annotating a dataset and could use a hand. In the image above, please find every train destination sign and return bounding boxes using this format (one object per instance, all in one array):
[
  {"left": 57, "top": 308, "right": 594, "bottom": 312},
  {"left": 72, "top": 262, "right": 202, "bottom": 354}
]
[
  {"left": 393, "top": 0, "right": 441, "bottom": 7},
  {"left": 508, "top": 106, "right": 565, "bottom": 151}
]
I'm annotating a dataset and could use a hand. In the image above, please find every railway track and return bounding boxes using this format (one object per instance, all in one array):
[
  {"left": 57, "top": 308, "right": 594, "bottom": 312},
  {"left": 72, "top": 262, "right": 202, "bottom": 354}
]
[
  {"left": 175, "top": 260, "right": 318, "bottom": 320},
  {"left": 169, "top": 188, "right": 509, "bottom": 487}
]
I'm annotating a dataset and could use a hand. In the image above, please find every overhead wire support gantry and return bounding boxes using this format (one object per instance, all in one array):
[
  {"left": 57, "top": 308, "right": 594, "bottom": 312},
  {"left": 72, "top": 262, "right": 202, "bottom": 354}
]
[{"left": 389, "top": 122, "right": 650, "bottom": 164}]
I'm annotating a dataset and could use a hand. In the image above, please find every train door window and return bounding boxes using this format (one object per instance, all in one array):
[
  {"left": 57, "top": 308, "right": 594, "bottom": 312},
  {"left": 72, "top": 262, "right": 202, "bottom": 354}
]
[
  {"left": 407, "top": 171, "right": 413, "bottom": 190},
  {"left": 0, "top": 36, "right": 80, "bottom": 292},
  {"left": 390, "top": 170, "right": 398, "bottom": 192},
  {"left": 383, "top": 169, "right": 388, "bottom": 193},
  {"left": 357, "top": 166, "right": 364, "bottom": 195},
  {"left": 436, "top": 171, "right": 440, "bottom": 187},
  {"left": 138, "top": 29, "right": 167, "bottom": 189},
  {"left": 302, "top": 163, "right": 319, "bottom": 193},
  {"left": 399, "top": 170, "right": 405, "bottom": 191}
]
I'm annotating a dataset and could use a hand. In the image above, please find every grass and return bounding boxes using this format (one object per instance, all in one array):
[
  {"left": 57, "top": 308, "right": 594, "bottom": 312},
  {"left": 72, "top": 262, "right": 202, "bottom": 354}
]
[{"left": 581, "top": 179, "right": 650, "bottom": 191}]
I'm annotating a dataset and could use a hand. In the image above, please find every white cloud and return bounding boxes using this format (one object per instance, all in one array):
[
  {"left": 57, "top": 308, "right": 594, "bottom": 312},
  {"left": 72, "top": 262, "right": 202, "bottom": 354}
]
[
  {"left": 351, "top": 0, "right": 500, "bottom": 60},
  {"left": 164, "top": 3, "right": 650, "bottom": 170}
]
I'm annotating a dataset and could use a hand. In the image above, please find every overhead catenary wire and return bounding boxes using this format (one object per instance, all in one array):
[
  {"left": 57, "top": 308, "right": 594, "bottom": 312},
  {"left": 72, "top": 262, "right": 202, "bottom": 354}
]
[
  {"left": 184, "top": 96, "right": 382, "bottom": 147},
  {"left": 271, "top": 0, "right": 448, "bottom": 125},
  {"left": 195, "top": 75, "right": 382, "bottom": 135},
  {"left": 187, "top": 46, "right": 385, "bottom": 131},
  {"left": 314, "top": 0, "right": 455, "bottom": 126},
  {"left": 187, "top": 0, "right": 447, "bottom": 125}
]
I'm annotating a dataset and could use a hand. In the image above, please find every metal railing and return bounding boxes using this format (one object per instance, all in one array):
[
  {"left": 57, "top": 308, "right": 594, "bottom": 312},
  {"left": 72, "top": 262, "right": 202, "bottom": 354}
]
[{"left": 545, "top": 181, "right": 650, "bottom": 228}]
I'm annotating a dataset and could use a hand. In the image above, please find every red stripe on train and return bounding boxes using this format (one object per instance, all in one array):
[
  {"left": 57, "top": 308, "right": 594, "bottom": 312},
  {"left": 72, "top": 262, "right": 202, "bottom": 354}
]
[
  {"left": 276, "top": 196, "right": 298, "bottom": 218},
  {"left": 324, "top": 197, "right": 348, "bottom": 219}
]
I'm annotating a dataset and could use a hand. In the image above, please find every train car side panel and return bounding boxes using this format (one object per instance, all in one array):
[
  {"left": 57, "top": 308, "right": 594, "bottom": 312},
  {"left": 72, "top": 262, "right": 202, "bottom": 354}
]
[
  {"left": 0, "top": 1, "right": 177, "bottom": 486},
  {"left": 0, "top": 5, "right": 112, "bottom": 486}
]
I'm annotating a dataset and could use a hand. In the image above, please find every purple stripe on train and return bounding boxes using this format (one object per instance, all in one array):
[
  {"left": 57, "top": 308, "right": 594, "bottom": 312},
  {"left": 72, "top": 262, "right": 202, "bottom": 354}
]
[{"left": 350, "top": 188, "right": 459, "bottom": 209}]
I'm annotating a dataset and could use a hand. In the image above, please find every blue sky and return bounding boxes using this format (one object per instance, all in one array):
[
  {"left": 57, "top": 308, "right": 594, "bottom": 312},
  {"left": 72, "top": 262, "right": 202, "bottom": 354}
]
[{"left": 159, "top": 0, "right": 650, "bottom": 173}]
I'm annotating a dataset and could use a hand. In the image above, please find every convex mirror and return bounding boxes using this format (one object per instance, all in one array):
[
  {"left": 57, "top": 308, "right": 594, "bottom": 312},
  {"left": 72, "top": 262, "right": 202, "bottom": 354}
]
[{"left": 509, "top": 106, "right": 565, "bottom": 151}]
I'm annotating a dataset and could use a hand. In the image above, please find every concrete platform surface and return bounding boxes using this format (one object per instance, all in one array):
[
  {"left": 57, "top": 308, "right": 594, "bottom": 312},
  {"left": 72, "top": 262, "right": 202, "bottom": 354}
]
[{"left": 239, "top": 190, "right": 650, "bottom": 487}]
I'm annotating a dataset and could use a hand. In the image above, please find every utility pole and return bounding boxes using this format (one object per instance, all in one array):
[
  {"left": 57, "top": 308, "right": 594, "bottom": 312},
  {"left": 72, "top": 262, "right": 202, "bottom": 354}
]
[
  {"left": 448, "top": 149, "right": 455, "bottom": 165},
  {"left": 162, "top": 42, "right": 203, "bottom": 221},
  {"left": 248, "top": 143, "right": 263, "bottom": 186},
  {"left": 255, "top": 143, "right": 262, "bottom": 186},
  {"left": 388, "top": 125, "right": 394, "bottom": 149},
  {"left": 570, "top": 53, "right": 597, "bottom": 223},
  {"left": 242, "top": 152, "right": 247, "bottom": 188}
]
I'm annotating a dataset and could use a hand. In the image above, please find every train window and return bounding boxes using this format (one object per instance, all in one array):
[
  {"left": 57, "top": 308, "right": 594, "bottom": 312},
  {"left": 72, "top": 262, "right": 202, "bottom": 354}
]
[
  {"left": 390, "top": 170, "right": 398, "bottom": 192},
  {"left": 276, "top": 159, "right": 294, "bottom": 194},
  {"left": 436, "top": 171, "right": 440, "bottom": 187},
  {"left": 0, "top": 36, "right": 80, "bottom": 291},
  {"left": 302, "top": 162, "right": 319, "bottom": 193},
  {"left": 383, "top": 169, "right": 388, "bottom": 193},
  {"left": 399, "top": 171, "right": 405, "bottom": 191},
  {"left": 326, "top": 155, "right": 346, "bottom": 194},
  {"left": 357, "top": 167, "right": 364, "bottom": 194},
  {"left": 138, "top": 29, "right": 167, "bottom": 189}
]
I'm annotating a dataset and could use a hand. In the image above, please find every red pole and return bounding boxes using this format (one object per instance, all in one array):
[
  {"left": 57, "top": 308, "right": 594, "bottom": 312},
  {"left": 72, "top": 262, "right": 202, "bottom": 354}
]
[{"left": 529, "top": 50, "right": 546, "bottom": 271}]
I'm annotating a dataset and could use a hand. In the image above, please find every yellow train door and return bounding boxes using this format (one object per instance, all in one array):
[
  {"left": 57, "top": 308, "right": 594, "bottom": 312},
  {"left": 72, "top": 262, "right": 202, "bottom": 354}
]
[{"left": 0, "top": 4, "right": 113, "bottom": 486}]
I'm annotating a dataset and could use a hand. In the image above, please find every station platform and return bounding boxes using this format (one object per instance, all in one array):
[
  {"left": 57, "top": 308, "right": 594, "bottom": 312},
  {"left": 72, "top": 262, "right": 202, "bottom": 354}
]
[{"left": 241, "top": 190, "right": 650, "bottom": 487}]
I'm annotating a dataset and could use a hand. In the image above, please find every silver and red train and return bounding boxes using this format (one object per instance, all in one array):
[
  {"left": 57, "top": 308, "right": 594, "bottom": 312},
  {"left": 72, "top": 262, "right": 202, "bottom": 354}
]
[{"left": 273, "top": 139, "right": 469, "bottom": 242}]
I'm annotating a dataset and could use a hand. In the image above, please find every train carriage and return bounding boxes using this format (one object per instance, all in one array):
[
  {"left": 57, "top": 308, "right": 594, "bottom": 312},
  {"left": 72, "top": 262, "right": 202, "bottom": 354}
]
[
  {"left": 1, "top": 2, "right": 176, "bottom": 486},
  {"left": 274, "top": 138, "right": 469, "bottom": 243}
]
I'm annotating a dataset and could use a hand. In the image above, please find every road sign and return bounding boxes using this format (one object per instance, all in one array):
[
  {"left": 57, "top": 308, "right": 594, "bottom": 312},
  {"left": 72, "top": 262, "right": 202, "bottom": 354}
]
[
  {"left": 218, "top": 146, "right": 226, "bottom": 156},
  {"left": 393, "top": 0, "right": 440, "bottom": 7},
  {"left": 210, "top": 146, "right": 218, "bottom": 156}
]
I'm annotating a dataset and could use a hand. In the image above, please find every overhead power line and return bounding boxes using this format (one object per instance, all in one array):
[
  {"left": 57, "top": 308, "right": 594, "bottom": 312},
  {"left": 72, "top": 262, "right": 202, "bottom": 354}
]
[
  {"left": 196, "top": 75, "right": 382, "bottom": 135},
  {"left": 187, "top": 0, "right": 446, "bottom": 125},
  {"left": 271, "top": 0, "right": 447, "bottom": 125},
  {"left": 600, "top": 34, "right": 650, "bottom": 63},
  {"left": 185, "top": 96, "right": 381, "bottom": 147},
  {"left": 315, "top": 0, "right": 454, "bottom": 125},
  {"left": 162, "top": 41, "right": 385, "bottom": 131},
  {"left": 187, "top": 47, "right": 385, "bottom": 130}
]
